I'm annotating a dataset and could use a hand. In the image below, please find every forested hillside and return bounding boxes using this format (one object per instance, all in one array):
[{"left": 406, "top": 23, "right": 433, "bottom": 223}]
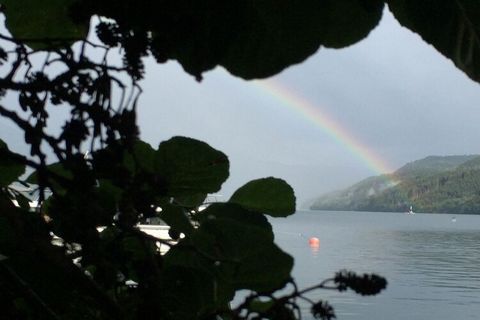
[{"left": 311, "top": 155, "right": 480, "bottom": 214}]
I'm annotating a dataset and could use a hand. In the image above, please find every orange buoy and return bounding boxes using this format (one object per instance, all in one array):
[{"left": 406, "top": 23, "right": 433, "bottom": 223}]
[{"left": 308, "top": 237, "right": 320, "bottom": 247}]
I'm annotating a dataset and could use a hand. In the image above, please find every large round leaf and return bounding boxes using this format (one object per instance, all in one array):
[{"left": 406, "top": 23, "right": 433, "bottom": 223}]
[
  {"left": 193, "top": 203, "right": 275, "bottom": 260},
  {"left": 2, "top": 0, "right": 89, "bottom": 49},
  {"left": 154, "top": 136, "right": 229, "bottom": 197},
  {"left": 222, "top": 0, "right": 384, "bottom": 79},
  {"left": 388, "top": 0, "right": 480, "bottom": 83},
  {"left": 165, "top": 203, "right": 293, "bottom": 293},
  {"left": 229, "top": 241, "right": 293, "bottom": 292},
  {"left": 229, "top": 177, "right": 296, "bottom": 217}
]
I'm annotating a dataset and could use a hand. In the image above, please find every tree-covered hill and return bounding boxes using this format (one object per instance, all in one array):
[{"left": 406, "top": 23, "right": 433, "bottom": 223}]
[
  {"left": 311, "top": 155, "right": 480, "bottom": 214},
  {"left": 395, "top": 155, "right": 479, "bottom": 177}
]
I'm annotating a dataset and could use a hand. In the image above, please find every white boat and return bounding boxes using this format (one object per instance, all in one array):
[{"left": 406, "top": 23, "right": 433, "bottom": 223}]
[{"left": 407, "top": 206, "right": 415, "bottom": 215}]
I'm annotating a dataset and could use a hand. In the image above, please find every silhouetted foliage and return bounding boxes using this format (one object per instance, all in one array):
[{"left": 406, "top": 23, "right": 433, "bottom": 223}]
[
  {"left": 311, "top": 301, "right": 336, "bottom": 320},
  {"left": 335, "top": 270, "right": 387, "bottom": 296},
  {"left": 1, "top": 0, "right": 478, "bottom": 319}
]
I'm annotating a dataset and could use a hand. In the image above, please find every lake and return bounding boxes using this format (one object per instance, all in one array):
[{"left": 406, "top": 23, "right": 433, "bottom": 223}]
[{"left": 270, "top": 210, "right": 480, "bottom": 320}]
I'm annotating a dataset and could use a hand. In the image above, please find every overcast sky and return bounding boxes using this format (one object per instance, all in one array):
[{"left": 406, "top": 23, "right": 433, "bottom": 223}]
[{"left": 2, "top": 8, "right": 480, "bottom": 207}]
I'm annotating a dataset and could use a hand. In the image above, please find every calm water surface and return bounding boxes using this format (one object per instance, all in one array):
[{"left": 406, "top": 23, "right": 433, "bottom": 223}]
[{"left": 271, "top": 210, "right": 480, "bottom": 320}]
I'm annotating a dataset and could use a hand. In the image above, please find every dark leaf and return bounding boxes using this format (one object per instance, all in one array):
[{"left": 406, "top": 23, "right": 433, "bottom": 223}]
[
  {"left": 26, "top": 162, "right": 72, "bottom": 194},
  {"left": 173, "top": 193, "right": 208, "bottom": 208},
  {"left": 248, "top": 299, "right": 275, "bottom": 313},
  {"left": 2, "top": 0, "right": 89, "bottom": 49},
  {"left": 159, "top": 266, "right": 221, "bottom": 319},
  {"left": 45, "top": 185, "right": 117, "bottom": 243},
  {"left": 0, "top": 193, "right": 113, "bottom": 318},
  {"left": 222, "top": 0, "right": 384, "bottom": 79},
  {"left": 130, "top": 140, "right": 156, "bottom": 173},
  {"left": 388, "top": 0, "right": 480, "bottom": 83},
  {"left": 262, "top": 304, "right": 296, "bottom": 320},
  {"left": 167, "top": 228, "right": 180, "bottom": 241},
  {"left": 154, "top": 136, "right": 229, "bottom": 197},
  {"left": 166, "top": 203, "right": 293, "bottom": 292},
  {"left": 229, "top": 177, "right": 296, "bottom": 217},
  {"left": 92, "top": 140, "right": 156, "bottom": 186},
  {"left": 159, "top": 203, "right": 194, "bottom": 236},
  {"left": 0, "top": 139, "right": 25, "bottom": 187}
]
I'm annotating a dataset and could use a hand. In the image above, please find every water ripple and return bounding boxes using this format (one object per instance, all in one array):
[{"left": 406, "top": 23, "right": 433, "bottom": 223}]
[{"left": 271, "top": 211, "right": 480, "bottom": 319}]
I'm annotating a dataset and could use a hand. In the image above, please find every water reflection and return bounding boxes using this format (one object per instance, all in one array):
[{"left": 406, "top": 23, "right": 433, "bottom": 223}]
[
  {"left": 309, "top": 244, "right": 320, "bottom": 256},
  {"left": 388, "top": 230, "right": 480, "bottom": 303}
]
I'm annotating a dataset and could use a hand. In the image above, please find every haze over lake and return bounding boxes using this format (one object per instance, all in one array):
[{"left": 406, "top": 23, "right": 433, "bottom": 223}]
[{"left": 271, "top": 211, "right": 480, "bottom": 320}]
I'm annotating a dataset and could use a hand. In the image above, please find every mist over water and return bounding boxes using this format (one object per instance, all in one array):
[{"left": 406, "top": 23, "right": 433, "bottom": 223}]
[{"left": 271, "top": 211, "right": 480, "bottom": 320}]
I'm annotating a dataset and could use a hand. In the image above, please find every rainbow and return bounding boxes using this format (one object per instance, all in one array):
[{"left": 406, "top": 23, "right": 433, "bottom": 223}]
[{"left": 253, "top": 79, "right": 396, "bottom": 176}]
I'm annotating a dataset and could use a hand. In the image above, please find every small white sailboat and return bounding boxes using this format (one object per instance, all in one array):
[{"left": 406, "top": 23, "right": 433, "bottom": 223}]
[{"left": 407, "top": 206, "right": 415, "bottom": 215}]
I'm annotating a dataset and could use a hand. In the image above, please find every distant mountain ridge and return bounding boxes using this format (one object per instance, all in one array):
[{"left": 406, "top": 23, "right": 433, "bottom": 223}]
[{"left": 310, "top": 155, "right": 480, "bottom": 214}]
